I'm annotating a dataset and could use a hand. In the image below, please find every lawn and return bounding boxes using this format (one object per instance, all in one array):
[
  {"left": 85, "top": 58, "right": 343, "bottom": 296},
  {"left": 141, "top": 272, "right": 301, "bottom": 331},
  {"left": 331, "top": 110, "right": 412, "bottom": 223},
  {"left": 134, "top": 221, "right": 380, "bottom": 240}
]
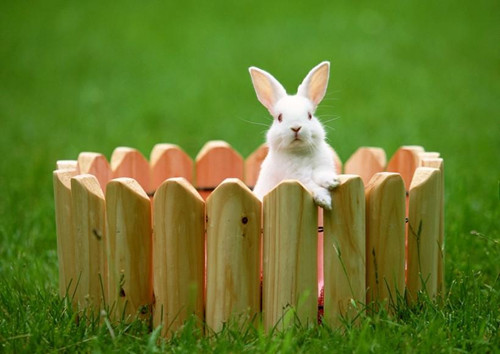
[{"left": 1, "top": 0, "right": 499, "bottom": 352}]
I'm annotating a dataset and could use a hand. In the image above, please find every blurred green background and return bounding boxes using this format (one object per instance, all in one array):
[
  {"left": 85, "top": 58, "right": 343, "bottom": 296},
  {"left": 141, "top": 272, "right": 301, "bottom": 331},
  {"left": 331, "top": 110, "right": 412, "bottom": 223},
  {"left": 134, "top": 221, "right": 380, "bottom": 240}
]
[{"left": 0, "top": 0, "right": 499, "bottom": 350}]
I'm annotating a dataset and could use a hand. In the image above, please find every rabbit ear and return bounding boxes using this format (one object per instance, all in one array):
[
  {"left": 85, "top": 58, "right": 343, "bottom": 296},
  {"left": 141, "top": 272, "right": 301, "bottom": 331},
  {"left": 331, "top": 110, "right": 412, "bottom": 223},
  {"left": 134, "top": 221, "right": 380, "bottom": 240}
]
[
  {"left": 297, "top": 61, "right": 330, "bottom": 108},
  {"left": 249, "top": 66, "right": 287, "bottom": 115}
]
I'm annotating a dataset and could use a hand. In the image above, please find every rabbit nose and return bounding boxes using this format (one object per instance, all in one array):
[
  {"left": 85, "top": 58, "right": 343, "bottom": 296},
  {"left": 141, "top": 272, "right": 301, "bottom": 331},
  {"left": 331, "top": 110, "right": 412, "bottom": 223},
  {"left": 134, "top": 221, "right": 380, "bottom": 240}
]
[{"left": 291, "top": 126, "right": 302, "bottom": 133}]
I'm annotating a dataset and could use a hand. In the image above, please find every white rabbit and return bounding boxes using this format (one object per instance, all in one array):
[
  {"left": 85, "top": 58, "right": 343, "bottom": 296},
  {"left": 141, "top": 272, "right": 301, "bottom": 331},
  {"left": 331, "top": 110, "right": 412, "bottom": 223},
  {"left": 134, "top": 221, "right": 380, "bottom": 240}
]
[{"left": 249, "top": 61, "right": 339, "bottom": 209}]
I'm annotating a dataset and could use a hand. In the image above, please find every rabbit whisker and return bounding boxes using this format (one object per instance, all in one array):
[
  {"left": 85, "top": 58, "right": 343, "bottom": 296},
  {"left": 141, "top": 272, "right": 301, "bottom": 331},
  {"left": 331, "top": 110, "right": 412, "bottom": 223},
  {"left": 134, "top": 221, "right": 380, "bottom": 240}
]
[
  {"left": 321, "top": 118, "right": 341, "bottom": 124},
  {"left": 237, "top": 117, "right": 269, "bottom": 127}
]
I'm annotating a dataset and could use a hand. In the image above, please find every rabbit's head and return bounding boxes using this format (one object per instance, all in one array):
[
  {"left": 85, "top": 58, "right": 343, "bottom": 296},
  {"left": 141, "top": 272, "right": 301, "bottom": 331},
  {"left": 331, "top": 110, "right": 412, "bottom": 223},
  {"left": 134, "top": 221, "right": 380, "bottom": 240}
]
[{"left": 249, "top": 62, "right": 330, "bottom": 153}]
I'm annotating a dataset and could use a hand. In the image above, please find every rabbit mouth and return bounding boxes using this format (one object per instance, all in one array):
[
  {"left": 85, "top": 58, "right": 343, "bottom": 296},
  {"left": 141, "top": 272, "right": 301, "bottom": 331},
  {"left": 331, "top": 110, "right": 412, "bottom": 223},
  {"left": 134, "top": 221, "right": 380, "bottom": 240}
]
[{"left": 290, "top": 136, "right": 310, "bottom": 147}]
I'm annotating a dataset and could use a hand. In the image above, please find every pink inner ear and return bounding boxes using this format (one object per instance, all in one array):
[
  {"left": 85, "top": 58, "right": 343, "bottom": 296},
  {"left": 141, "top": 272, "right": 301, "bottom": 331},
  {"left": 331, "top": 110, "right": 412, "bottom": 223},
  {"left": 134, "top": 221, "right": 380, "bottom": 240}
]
[
  {"left": 250, "top": 67, "right": 287, "bottom": 114},
  {"left": 308, "top": 68, "right": 329, "bottom": 105},
  {"left": 299, "top": 62, "right": 330, "bottom": 106}
]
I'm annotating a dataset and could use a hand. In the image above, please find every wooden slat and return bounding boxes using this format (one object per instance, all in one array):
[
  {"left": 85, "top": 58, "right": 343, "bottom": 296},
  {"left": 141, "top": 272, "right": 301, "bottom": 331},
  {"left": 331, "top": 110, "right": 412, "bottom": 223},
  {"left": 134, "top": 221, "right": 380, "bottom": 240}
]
[
  {"left": 365, "top": 173, "right": 406, "bottom": 310},
  {"left": 153, "top": 178, "right": 205, "bottom": 337},
  {"left": 387, "top": 146, "right": 424, "bottom": 257},
  {"left": 78, "top": 152, "right": 111, "bottom": 192},
  {"left": 386, "top": 146, "right": 424, "bottom": 191},
  {"left": 106, "top": 178, "right": 153, "bottom": 321},
  {"left": 110, "top": 147, "right": 152, "bottom": 194},
  {"left": 323, "top": 175, "right": 365, "bottom": 326},
  {"left": 56, "top": 160, "right": 78, "bottom": 171},
  {"left": 244, "top": 143, "right": 268, "bottom": 188},
  {"left": 71, "top": 174, "right": 106, "bottom": 314},
  {"left": 344, "top": 147, "right": 387, "bottom": 185},
  {"left": 318, "top": 208, "right": 324, "bottom": 300},
  {"left": 420, "top": 157, "right": 445, "bottom": 297},
  {"left": 263, "top": 180, "right": 317, "bottom": 330},
  {"left": 53, "top": 169, "right": 78, "bottom": 300},
  {"left": 195, "top": 141, "right": 244, "bottom": 199},
  {"left": 205, "top": 179, "right": 261, "bottom": 332},
  {"left": 406, "top": 167, "right": 441, "bottom": 304},
  {"left": 419, "top": 152, "right": 440, "bottom": 160},
  {"left": 150, "top": 144, "right": 193, "bottom": 192}
]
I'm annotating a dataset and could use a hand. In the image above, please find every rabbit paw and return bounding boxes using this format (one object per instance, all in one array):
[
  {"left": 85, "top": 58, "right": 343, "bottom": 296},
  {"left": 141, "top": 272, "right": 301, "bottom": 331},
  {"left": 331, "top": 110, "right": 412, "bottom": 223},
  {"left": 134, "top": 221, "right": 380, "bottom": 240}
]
[
  {"left": 313, "top": 189, "right": 332, "bottom": 210},
  {"left": 326, "top": 176, "right": 340, "bottom": 190},
  {"left": 316, "top": 173, "right": 340, "bottom": 191}
]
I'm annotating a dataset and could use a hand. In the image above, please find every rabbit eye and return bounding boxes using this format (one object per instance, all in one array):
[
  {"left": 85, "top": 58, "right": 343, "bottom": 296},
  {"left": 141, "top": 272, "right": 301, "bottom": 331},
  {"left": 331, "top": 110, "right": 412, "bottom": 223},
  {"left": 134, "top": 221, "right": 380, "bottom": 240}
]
[
  {"left": 308, "top": 112, "right": 312, "bottom": 120},
  {"left": 277, "top": 114, "right": 283, "bottom": 122}
]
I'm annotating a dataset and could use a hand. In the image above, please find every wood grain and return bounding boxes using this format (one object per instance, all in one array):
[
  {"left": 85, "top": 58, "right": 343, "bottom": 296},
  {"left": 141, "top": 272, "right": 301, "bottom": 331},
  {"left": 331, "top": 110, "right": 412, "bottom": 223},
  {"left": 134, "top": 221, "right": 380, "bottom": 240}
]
[
  {"left": 78, "top": 152, "right": 111, "bottom": 192},
  {"left": 53, "top": 168, "right": 78, "bottom": 300},
  {"left": 195, "top": 141, "right": 244, "bottom": 199},
  {"left": 150, "top": 144, "right": 193, "bottom": 192},
  {"left": 386, "top": 146, "right": 424, "bottom": 191},
  {"left": 205, "top": 178, "right": 261, "bottom": 332},
  {"left": 153, "top": 178, "right": 205, "bottom": 336},
  {"left": 420, "top": 157, "right": 445, "bottom": 298},
  {"left": 71, "top": 174, "right": 107, "bottom": 314},
  {"left": 406, "top": 167, "right": 441, "bottom": 304},
  {"left": 323, "top": 175, "right": 365, "bottom": 326},
  {"left": 365, "top": 173, "right": 406, "bottom": 309},
  {"left": 110, "top": 147, "right": 152, "bottom": 194},
  {"left": 263, "top": 180, "right": 318, "bottom": 330},
  {"left": 345, "top": 147, "right": 386, "bottom": 185},
  {"left": 106, "top": 178, "right": 153, "bottom": 321}
]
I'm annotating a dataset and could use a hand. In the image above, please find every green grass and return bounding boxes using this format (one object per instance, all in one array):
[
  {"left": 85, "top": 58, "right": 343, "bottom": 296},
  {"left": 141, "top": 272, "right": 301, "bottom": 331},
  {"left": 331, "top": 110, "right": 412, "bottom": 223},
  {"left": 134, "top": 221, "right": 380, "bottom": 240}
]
[{"left": 1, "top": 0, "right": 499, "bottom": 352}]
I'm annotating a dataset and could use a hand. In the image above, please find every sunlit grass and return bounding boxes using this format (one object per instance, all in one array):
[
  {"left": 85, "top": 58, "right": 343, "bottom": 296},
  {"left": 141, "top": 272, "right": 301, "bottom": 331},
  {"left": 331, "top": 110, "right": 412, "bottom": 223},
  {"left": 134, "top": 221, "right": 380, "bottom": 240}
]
[{"left": 0, "top": 0, "right": 499, "bottom": 352}]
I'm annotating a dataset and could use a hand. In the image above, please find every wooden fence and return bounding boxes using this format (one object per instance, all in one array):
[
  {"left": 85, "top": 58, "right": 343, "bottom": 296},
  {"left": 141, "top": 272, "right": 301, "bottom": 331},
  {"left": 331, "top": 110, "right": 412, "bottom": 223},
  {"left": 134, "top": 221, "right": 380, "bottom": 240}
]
[{"left": 53, "top": 141, "right": 444, "bottom": 335}]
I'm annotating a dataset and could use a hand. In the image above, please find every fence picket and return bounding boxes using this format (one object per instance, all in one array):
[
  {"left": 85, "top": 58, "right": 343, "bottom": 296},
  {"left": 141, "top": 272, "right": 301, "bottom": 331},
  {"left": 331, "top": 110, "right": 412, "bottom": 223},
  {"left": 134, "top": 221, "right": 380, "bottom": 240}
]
[
  {"left": 71, "top": 174, "right": 106, "bottom": 314},
  {"left": 323, "top": 175, "right": 365, "bottom": 326},
  {"left": 150, "top": 144, "right": 193, "bottom": 192},
  {"left": 195, "top": 141, "right": 244, "bottom": 199},
  {"left": 419, "top": 152, "right": 440, "bottom": 160},
  {"left": 420, "top": 157, "right": 445, "bottom": 297},
  {"left": 244, "top": 143, "right": 268, "bottom": 188},
  {"left": 53, "top": 142, "right": 445, "bottom": 332},
  {"left": 110, "top": 147, "right": 152, "bottom": 194},
  {"left": 406, "top": 167, "right": 441, "bottom": 303},
  {"left": 153, "top": 178, "right": 205, "bottom": 336},
  {"left": 386, "top": 146, "right": 424, "bottom": 191},
  {"left": 345, "top": 147, "right": 386, "bottom": 185},
  {"left": 57, "top": 160, "right": 79, "bottom": 171},
  {"left": 78, "top": 152, "right": 111, "bottom": 192},
  {"left": 53, "top": 168, "right": 78, "bottom": 300},
  {"left": 106, "top": 178, "right": 153, "bottom": 321},
  {"left": 365, "top": 173, "right": 406, "bottom": 309},
  {"left": 205, "top": 179, "right": 261, "bottom": 332},
  {"left": 318, "top": 209, "right": 324, "bottom": 300},
  {"left": 263, "top": 180, "right": 318, "bottom": 330}
]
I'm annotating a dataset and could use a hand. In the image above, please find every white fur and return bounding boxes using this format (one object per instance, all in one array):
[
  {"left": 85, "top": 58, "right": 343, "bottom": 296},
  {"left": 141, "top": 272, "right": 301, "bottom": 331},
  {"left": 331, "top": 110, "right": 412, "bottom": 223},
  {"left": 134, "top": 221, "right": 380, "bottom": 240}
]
[{"left": 249, "top": 61, "right": 339, "bottom": 209}]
